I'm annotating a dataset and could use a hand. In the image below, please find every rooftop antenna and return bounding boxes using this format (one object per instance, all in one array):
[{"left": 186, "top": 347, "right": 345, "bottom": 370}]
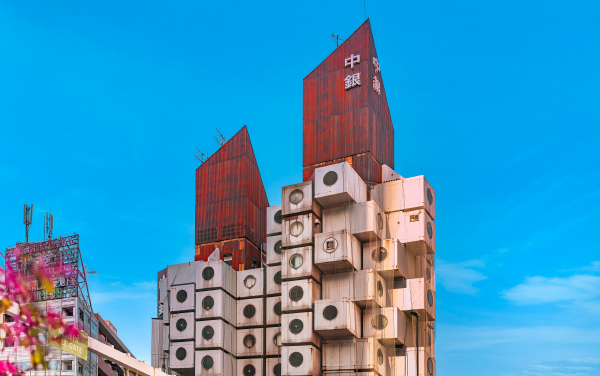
[
  {"left": 331, "top": 33, "right": 344, "bottom": 48},
  {"left": 214, "top": 129, "right": 226, "bottom": 147},
  {"left": 23, "top": 204, "right": 33, "bottom": 243},
  {"left": 44, "top": 211, "right": 54, "bottom": 240},
  {"left": 194, "top": 148, "right": 207, "bottom": 165}
]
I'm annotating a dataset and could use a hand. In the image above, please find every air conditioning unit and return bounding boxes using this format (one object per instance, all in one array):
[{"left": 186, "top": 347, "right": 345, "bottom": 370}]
[
  {"left": 266, "top": 296, "right": 282, "bottom": 326},
  {"left": 267, "top": 205, "right": 283, "bottom": 236},
  {"left": 170, "top": 284, "right": 195, "bottom": 312},
  {"left": 237, "top": 297, "right": 264, "bottom": 327},
  {"left": 323, "top": 201, "right": 387, "bottom": 242},
  {"left": 281, "top": 246, "right": 322, "bottom": 282},
  {"left": 196, "top": 290, "right": 236, "bottom": 325},
  {"left": 387, "top": 209, "right": 435, "bottom": 255},
  {"left": 314, "top": 299, "right": 361, "bottom": 339},
  {"left": 315, "top": 162, "right": 367, "bottom": 207},
  {"left": 363, "top": 307, "right": 408, "bottom": 346},
  {"left": 321, "top": 269, "right": 386, "bottom": 308},
  {"left": 237, "top": 358, "right": 262, "bottom": 376},
  {"left": 236, "top": 328, "right": 263, "bottom": 357},
  {"left": 282, "top": 181, "right": 323, "bottom": 218},
  {"left": 363, "top": 239, "right": 409, "bottom": 278},
  {"left": 266, "top": 235, "right": 283, "bottom": 266},
  {"left": 195, "top": 319, "right": 236, "bottom": 355},
  {"left": 169, "top": 312, "right": 195, "bottom": 341},
  {"left": 266, "top": 326, "right": 283, "bottom": 356},
  {"left": 282, "top": 213, "right": 321, "bottom": 248},
  {"left": 322, "top": 338, "right": 388, "bottom": 375},
  {"left": 392, "top": 278, "right": 435, "bottom": 321},
  {"left": 281, "top": 345, "right": 321, "bottom": 376},
  {"left": 237, "top": 268, "right": 264, "bottom": 298},
  {"left": 169, "top": 341, "right": 194, "bottom": 369},
  {"left": 266, "top": 357, "right": 281, "bottom": 376},
  {"left": 167, "top": 262, "right": 197, "bottom": 286},
  {"left": 197, "top": 260, "right": 237, "bottom": 296},
  {"left": 398, "top": 347, "right": 435, "bottom": 376},
  {"left": 196, "top": 349, "right": 236, "bottom": 376},
  {"left": 281, "top": 279, "right": 321, "bottom": 312},
  {"left": 314, "top": 230, "right": 362, "bottom": 273},
  {"left": 281, "top": 312, "right": 321, "bottom": 347},
  {"left": 266, "top": 264, "right": 282, "bottom": 295}
]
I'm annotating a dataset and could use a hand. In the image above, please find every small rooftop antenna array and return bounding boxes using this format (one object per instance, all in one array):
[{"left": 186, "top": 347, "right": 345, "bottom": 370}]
[
  {"left": 331, "top": 33, "right": 344, "bottom": 47},
  {"left": 194, "top": 148, "right": 208, "bottom": 165},
  {"left": 44, "top": 211, "right": 54, "bottom": 240},
  {"left": 23, "top": 204, "right": 33, "bottom": 243},
  {"left": 214, "top": 128, "right": 226, "bottom": 147}
]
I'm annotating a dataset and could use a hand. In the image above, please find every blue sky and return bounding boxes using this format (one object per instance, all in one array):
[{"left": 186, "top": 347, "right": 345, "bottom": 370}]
[{"left": 1, "top": 1, "right": 599, "bottom": 375}]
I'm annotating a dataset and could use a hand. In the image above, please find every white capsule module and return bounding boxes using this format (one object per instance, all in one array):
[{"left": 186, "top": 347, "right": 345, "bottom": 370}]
[
  {"left": 281, "top": 279, "right": 321, "bottom": 312},
  {"left": 196, "top": 349, "right": 236, "bottom": 376},
  {"left": 408, "top": 254, "right": 435, "bottom": 286},
  {"left": 266, "top": 326, "right": 283, "bottom": 356},
  {"left": 195, "top": 319, "right": 236, "bottom": 355},
  {"left": 266, "top": 264, "right": 282, "bottom": 295},
  {"left": 196, "top": 290, "right": 237, "bottom": 325},
  {"left": 322, "top": 338, "right": 388, "bottom": 375},
  {"left": 281, "top": 345, "right": 321, "bottom": 376},
  {"left": 387, "top": 209, "right": 435, "bottom": 255},
  {"left": 282, "top": 213, "right": 321, "bottom": 248},
  {"left": 372, "top": 175, "right": 435, "bottom": 220},
  {"left": 281, "top": 246, "right": 322, "bottom": 282},
  {"left": 169, "top": 341, "right": 194, "bottom": 369},
  {"left": 237, "top": 268, "right": 265, "bottom": 298},
  {"left": 281, "top": 311, "right": 321, "bottom": 347},
  {"left": 313, "top": 299, "right": 361, "bottom": 339},
  {"left": 314, "top": 230, "right": 362, "bottom": 273},
  {"left": 382, "top": 164, "right": 403, "bottom": 183},
  {"left": 170, "top": 311, "right": 195, "bottom": 340},
  {"left": 363, "top": 307, "right": 408, "bottom": 346},
  {"left": 161, "top": 296, "right": 169, "bottom": 324},
  {"left": 236, "top": 328, "right": 264, "bottom": 357},
  {"left": 266, "top": 357, "right": 281, "bottom": 376},
  {"left": 321, "top": 269, "right": 387, "bottom": 308},
  {"left": 267, "top": 205, "right": 283, "bottom": 236},
  {"left": 315, "top": 162, "right": 367, "bottom": 207},
  {"left": 170, "top": 284, "right": 195, "bottom": 312},
  {"left": 399, "top": 347, "right": 436, "bottom": 376},
  {"left": 162, "top": 324, "right": 169, "bottom": 352},
  {"left": 393, "top": 278, "right": 435, "bottom": 320},
  {"left": 405, "top": 318, "right": 436, "bottom": 358},
  {"left": 282, "top": 180, "right": 323, "bottom": 218},
  {"left": 167, "top": 262, "right": 197, "bottom": 286},
  {"left": 197, "top": 260, "right": 237, "bottom": 296},
  {"left": 236, "top": 297, "right": 264, "bottom": 327},
  {"left": 236, "top": 357, "right": 262, "bottom": 376},
  {"left": 266, "top": 235, "right": 283, "bottom": 266},
  {"left": 363, "top": 238, "right": 409, "bottom": 278},
  {"left": 266, "top": 296, "right": 282, "bottom": 326},
  {"left": 323, "top": 201, "right": 387, "bottom": 242}
]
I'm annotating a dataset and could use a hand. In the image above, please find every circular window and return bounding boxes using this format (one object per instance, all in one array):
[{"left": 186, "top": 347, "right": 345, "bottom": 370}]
[
  {"left": 273, "top": 332, "right": 282, "bottom": 347},
  {"left": 427, "top": 331, "right": 432, "bottom": 347},
  {"left": 427, "top": 188, "right": 433, "bottom": 205},
  {"left": 377, "top": 349, "right": 384, "bottom": 365},
  {"left": 201, "top": 355, "right": 213, "bottom": 370},
  {"left": 175, "top": 347, "right": 186, "bottom": 361},
  {"left": 377, "top": 281, "right": 384, "bottom": 297},
  {"left": 273, "top": 301, "right": 281, "bottom": 316},
  {"left": 289, "top": 286, "right": 304, "bottom": 302},
  {"left": 427, "top": 290, "right": 434, "bottom": 306},
  {"left": 289, "top": 254, "right": 303, "bottom": 269},
  {"left": 202, "top": 296, "right": 214, "bottom": 310},
  {"left": 371, "top": 314, "right": 388, "bottom": 330},
  {"left": 202, "top": 266, "right": 214, "bottom": 281},
  {"left": 289, "top": 189, "right": 304, "bottom": 204},
  {"left": 274, "top": 271, "right": 282, "bottom": 285},
  {"left": 176, "top": 289, "right": 187, "bottom": 303},
  {"left": 323, "top": 171, "right": 338, "bottom": 186},
  {"left": 377, "top": 213, "right": 383, "bottom": 229},
  {"left": 427, "top": 358, "right": 434, "bottom": 374},
  {"left": 323, "top": 237, "right": 338, "bottom": 253},
  {"left": 289, "top": 352, "right": 304, "bottom": 368},
  {"left": 176, "top": 318, "right": 187, "bottom": 332},
  {"left": 323, "top": 305, "right": 338, "bottom": 321},
  {"left": 243, "top": 304, "right": 256, "bottom": 319},
  {"left": 243, "top": 334, "right": 256, "bottom": 348},
  {"left": 289, "top": 319, "right": 304, "bottom": 334},
  {"left": 273, "top": 363, "right": 281, "bottom": 376},
  {"left": 290, "top": 221, "right": 304, "bottom": 237},
  {"left": 243, "top": 364, "right": 256, "bottom": 376},
  {"left": 244, "top": 275, "right": 257, "bottom": 289},
  {"left": 372, "top": 247, "right": 388, "bottom": 262},
  {"left": 426, "top": 267, "right": 431, "bottom": 282},
  {"left": 274, "top": 240, "right": 282, "bottom": 255},
  {"left": 427, "top": 222, "right": 433, "bottom": 239},
  {"left": 202, "top": 326, "right": 214, "bottom": 340},
  {"left": 274, "top": 210, "right": 282, "bottom": 224}
]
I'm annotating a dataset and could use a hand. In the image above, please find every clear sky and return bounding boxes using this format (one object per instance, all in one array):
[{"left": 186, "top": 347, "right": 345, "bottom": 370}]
[{"left": 1, "top": 1, "right": 599, "bottom": 375}]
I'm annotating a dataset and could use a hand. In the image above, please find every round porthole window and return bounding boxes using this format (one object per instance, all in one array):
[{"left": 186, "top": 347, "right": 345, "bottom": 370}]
[
  {"left": 427, "top": 290, "right": 434, "bottom": 306},
  {"left": 274, "top": 240, "right": 282, "bottom": 255},
  {"left": 273, "top": 332, "right": 282, "bottom": 347},
  {"left": 202, "top": 326, "right": 214, "bottom": 340},
  {"left": 273, "top": 363, "right": 281, "bottom": 376},
  {"left": 289, "top": 254, "right": 303, "bottom": 269},
  {"left": 377, "top": 281, "right": 384, "bottom": 297},
  {"left": 377, "top": 349, "right": 384, "bottom": 365},
  {"left": 202, "top": 296, "right": 214, "bottom": 310},
  {"left": 323, "top": 305, "right": 338, "bottom": 321},
  {"left": 201, "top": 355, "right": 213, "bottom": 370},
  {"left": 175, "top": 347, "right": 186, "bottom": 361},
  {"left": 426, "top": 267, "right": 431, "bottom": 282},
  {"left": 323, "top": 171, "right": 338, "bottom": 186},
  {"left": 176, "top": 318, "right": 187, "bottom": 332},
  {"left": 377, "top": 213, "right": 383, "bottom": 229},
  {"left": 289, "top": 319, "right": 304, "bottom": 334},
  {"left": 371, "top": 314, "right": 388, "bottom": 330},
  {"left": 202, "top": 266, "right": 214, "bottom": 281},
  {"left": 274, "top": 271, "right": 282, "bottom": 285},
  {"left": 243, "top": 334, "right": 256, "bottom": 348},
  {"left": 290, "top": 221, "right": 304, "bottom": 237},
  {"left": 243, "top": 304, "right": 256, "bottom": 319},
  {"left": 427, "top": 222, "right": 433, "bottom": 239},
  {"left": 274, "top": 302, "right": 282, "bottom": 316},
  {"left": 323, "top": 237, "right": 338, "bottom": 253},
  {"left": 289, "top": 286, "right": 304, "bottom": 302},
  {"left": 176, "top": 289, "right": 187, "bottom": 303},
  {"left": 427, "top": 358, "right": 434, "bottom": 374},
  {"left": 243, "top": 364, "right": 256, "bottom": 376},
  {"left": 244, "top": 275, "right": 257, "bottom": 289},
  {"left": 289, "top": 352, "right": 304, "bottom": 368},
  {"left": 372, "top": 247, "right": 388, "bottom": 262},
  {"left": 427, "top": 188, "right": 433, "bottom": 205},
  {"left": 289, "top": 189, "right": 304, "bottom": 205},
  {"left": 274, "top": 210, "right": 282, "bottom": 224}
]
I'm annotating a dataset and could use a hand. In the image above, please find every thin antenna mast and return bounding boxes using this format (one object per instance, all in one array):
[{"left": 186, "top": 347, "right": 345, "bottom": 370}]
[
  {"left": 331, "top": 33, "right": 344, "bottom": 47},
  {"left": 23, "top": 204, "right": 33, "bottom": 243},
  {"left": 194, "top": 148, "right": 208, "bottom": 165},
  {"left": 45, "top": 212, "right": 54, "bottom": 240},
  {"left": 214, "top": 129, "right": 226, "bottom": 147}
]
